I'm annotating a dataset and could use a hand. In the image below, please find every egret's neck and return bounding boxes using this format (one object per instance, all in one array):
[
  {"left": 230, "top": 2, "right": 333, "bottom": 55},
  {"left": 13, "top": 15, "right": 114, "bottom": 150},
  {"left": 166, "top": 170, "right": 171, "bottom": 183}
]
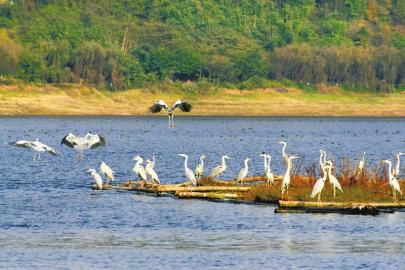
[
  {"left": 183, "top": 156, "right": 188, "bottom": 170},
  {"left": 281, "top": 144, "right": 286, "bottom": 157},
  {"left": 262, "top": 155, "right": 267, "bottom": 168},
  {"left": 200, "top": 157, "right": 204, "bottom": 167},
  {"left": 387, "top": 161, "right": 393, "bottom": 178},
  {"left": 267, "top": 156, "right": 271, "bottom": 169},
  {"left": 221, "top": 157, "right": 227, "bottom": 167},
  {"left": 319, "top": 152, "right": 324, "bottom": 166}
]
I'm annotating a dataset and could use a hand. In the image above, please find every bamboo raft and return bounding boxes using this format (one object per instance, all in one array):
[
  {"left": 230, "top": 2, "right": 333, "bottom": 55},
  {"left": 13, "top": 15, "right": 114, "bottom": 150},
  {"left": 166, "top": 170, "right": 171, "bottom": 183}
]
[
  {"left": 275, "top": 200, "right": 405, "bottom": 215},
  {"left": 93, "top": 176, "right": 405, "bottom": 215}
]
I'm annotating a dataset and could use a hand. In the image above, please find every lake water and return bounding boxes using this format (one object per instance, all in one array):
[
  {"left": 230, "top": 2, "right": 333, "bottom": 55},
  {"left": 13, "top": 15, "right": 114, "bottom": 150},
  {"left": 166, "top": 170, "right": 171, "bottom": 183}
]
[{"left": 0, "top": 117, "right": 404, "bottom": 269}]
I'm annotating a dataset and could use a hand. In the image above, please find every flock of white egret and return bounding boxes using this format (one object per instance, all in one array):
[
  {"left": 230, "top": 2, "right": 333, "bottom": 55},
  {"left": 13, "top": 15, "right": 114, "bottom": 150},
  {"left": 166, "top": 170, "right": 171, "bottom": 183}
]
[{"left": 7, "top": 99, "right": 403, "bottom": 203}]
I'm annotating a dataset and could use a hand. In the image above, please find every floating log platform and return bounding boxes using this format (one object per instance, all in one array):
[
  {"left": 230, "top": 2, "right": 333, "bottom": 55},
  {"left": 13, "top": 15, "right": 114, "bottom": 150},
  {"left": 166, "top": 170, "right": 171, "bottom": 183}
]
[
  {"left": 92, "top": 177, "right": 405, "bottom": 215},
  {"left": 275, "top": 200, "right": 405, "bottom": 215}
]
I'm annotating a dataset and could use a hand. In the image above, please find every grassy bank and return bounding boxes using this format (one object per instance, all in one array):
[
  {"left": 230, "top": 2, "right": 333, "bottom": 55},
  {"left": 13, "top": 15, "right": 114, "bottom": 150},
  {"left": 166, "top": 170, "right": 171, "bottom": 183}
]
[{"left": 1, "top": 83, "right": 405, "bottom": 116}]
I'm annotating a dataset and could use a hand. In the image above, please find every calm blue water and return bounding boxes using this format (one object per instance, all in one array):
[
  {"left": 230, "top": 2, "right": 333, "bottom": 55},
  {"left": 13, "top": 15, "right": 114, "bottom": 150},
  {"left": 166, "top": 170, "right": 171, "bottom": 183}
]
[{"left": 0, "top": 117, "right": 404, "bottom": 269}]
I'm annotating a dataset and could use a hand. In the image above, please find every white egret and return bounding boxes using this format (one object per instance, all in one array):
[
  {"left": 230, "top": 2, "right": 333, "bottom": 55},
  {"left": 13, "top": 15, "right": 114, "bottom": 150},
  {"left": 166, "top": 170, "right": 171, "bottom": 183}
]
[
  {"left": 326, "top": 160, "right": 343, "bottom": 198},
  {"left": 209, "top": 155, "right": 231, "bottom": 180},
  {"left": 382, "top": 160, "right": 402, "bottom": 202},
  {"left": 61, "top": 132, "right": 105, "bottom": 160},
  {"left": 149, "top": 155, "right": 156, "bottom": 170},
  {"left": 146, "top": 159, "right": 160, "bottom": 185},
  {"left": 149, "top": 99, "right": 192, "bottom": 127},
  {"left": 87, "top": 168, "right": 103, "bottom": 190},
  {"left": 279, "top": 141, "right": 289, "bottom": 167},
  {"left": 280, "top": 155, "right": 299, "bottom": 199},
  {"left": 100, "top": 161, "right": 114, "bottom": 186},
  {"left": 355, "top": 152, "right": 366, "bottom": 177},
  {"left": 132, "top": 156, "right": 147, "bottom": 182},
  {"left": 393, "top": 152, "right": 405, "bottom": 178},
  {"left": 194, "top": 154, "right": 206, "bottom": 180},
  {"left": 310, "top": 165, "right": 330, "bottom": 203},
  {"left": 260, "top": 153, "right": 274, "bottom": 185},
  {"left": 10, "top": 138, "right": 57, "bottom": 161},
  {"left": 265, "top": 154, "right": 275, "bottom": 186},
  {"left": 235, "top": 158, "right": 251, "bottom": 186},
  {"left": 178, "top": 154, "right": 197, "bottom": 186}
]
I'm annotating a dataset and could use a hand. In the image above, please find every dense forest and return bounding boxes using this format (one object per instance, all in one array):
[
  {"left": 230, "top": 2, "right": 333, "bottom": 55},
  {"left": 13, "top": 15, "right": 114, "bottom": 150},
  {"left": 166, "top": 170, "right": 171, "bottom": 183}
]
[{"left": 1, "top": 0, "right": 405, "bottom": 92}]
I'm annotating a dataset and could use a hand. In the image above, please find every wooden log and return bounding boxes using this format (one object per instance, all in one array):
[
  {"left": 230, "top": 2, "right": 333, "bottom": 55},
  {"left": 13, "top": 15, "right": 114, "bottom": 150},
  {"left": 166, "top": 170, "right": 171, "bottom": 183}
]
[
  {"left": 176, "top": 191, "right": 242, "bottom": 200},
  {"left": 278, "top": 200, "right": 405, "bottom": 209},
  {"left": 156, "top": 185, "right": 251, "bottom": 193}
]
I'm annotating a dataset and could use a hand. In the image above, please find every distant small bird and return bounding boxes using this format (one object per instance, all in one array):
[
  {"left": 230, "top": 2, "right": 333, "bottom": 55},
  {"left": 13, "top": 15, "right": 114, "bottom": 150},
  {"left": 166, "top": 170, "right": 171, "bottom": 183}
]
[
  {"left": 194, "top": 154, "right": 206, "bottom": 180},
  {"left": 178, "top": 154, "right": 197, "bottom": 186},
  {"left": 382, "top": 159, "right": 402, "bottom": 202},
  {"left": 311, "top": 165, "right": 330, "bottom": 203},
  {"left": 326, "top": 160, "right": 343, "bottom": 198},
  {"left": 281, "top": 155, "right": 299, "bottom": 199},
  {"left": 146, "top": 159, "right": 160, "bottom": 185},
  {"left": 100, "top": 161, "right": 114, "bottom": 186},
  {"left": 149, "top": 99, "right": 192, "bottom": 127},
  {"left": 209, "top": 155, "right": 231, "bottom": 180},
  {"left": 393, "top": 152, "right": 405, "bottom": 178},
  {"left": 61, "top": 132, "right": 105, "bottom": 160},
  {"left": 355, "top": 152, "right": 366, "bottom": 177},
  {"left": 9, "top": 138, "right": 57, "bottom": 161},
  {"left": 87, "top": 168, "right": 103, "bottom": 190},
  {"left": 235, "top": 158, "right": 250, "bottom": 186},
  {"left": 132, "top": 156, "right": 147, "bottom": 182}
]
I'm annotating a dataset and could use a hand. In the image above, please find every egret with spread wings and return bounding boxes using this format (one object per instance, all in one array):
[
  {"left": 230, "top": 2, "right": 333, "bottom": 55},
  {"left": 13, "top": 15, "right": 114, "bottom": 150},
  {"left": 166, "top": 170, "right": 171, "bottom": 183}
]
[
  {"left": 9, "top": 138, "right": 57, "bottom": 161},
  {"left": 61, "top": 132, "right": 105, "bottom": 160},
  {"left": 149, "top": 100, "right": 192, "bottom": 128}
]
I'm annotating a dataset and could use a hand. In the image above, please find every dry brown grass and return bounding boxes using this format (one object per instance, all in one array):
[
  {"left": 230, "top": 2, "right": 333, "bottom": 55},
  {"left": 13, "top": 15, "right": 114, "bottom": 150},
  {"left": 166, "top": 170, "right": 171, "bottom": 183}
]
[{"left": 2, "top": 83, "right": 405, "bottom": 116}]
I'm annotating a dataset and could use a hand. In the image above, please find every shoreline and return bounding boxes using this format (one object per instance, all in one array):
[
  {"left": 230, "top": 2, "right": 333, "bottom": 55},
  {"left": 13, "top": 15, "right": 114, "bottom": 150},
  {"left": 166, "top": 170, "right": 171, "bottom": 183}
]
[{"left": 1, "top": 84, "right": 405, "bottom": 117}]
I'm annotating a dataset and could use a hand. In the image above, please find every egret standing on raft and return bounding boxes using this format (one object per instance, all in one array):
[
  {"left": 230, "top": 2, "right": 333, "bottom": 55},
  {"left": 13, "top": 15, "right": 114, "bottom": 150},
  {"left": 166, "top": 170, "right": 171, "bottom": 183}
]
[
  {"left": 178, "top": 154, "right": 197, "bottom": 186},
  {"left": 310, "top": 165, "right": 330, "bottom": 204},
  {"left": 355, "top": 152, "right": 366, "bottom": 177},
  {"left": 279, "top": 141, "right": 289, "bottom": 168},
  {"left": 393, "top": 152, "right": 405, "bottom": 178},
  {"left": 9, "top": 138, "right": 57, "bottom": 161},
  {"left": 146, "top": 159, "right": 160, "bottom": 185},
  {"left": 235, "top": 158, "right": 250, "bottom": 186},
  {"left": 280, "top": 155, "right": 299, "bottom": 200},
  {"left": 209, "top": 155, "right": 231, "bottom": 180},
  {"left": 149, "top": 100, "right": 192, "bottom": 128},
  {"left": 326, "top": 160, "right": 343, "bottom": 198},
  {"left": 87, "top": 168, "right": 103, "bottom": 190},
  {"left": 382, "top": 159, "right": 402, "bottom": 202},
  {"left": 132, "top": 156, "right": 148, "bottom": 182},
  {"left": 260, "top": 153, "right": 274, "bottom": 186},
  {"left": 61, "top": 132, "right": 105, "bottom": 160},
  {"left": 100, "top": 161, "right": 114, "bottom": 186},
  {"left": 194, "top": 154, "right": 206, "bottom": 180}
]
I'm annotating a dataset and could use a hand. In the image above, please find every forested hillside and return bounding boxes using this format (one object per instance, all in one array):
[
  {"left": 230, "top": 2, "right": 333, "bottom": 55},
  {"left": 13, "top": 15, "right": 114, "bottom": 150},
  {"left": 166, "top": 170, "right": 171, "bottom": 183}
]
[{"left": 1, "top": 0, "right": 405, "bottom": 92}]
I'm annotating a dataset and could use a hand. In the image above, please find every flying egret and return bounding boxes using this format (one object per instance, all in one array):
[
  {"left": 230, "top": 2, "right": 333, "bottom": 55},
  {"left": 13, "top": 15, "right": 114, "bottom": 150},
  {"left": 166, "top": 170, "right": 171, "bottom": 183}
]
[
  {"left": 61, "top": 132, "right": 105, "bottom": 160},
  {"left": 280, "top": 155, "right": 299, "bottom": 199},
  {"left": 209, "top": 155, "right": 231, "bottom": 180},
  {"left": 146, "top": 159, "right": 160, "bottom": 185},
  {"left": 194, "top": 154, "right": 206, "bottom": 180},
  {"left": 235, "top": 158, "right": 251, "bottom": 186},
  {"left": 393, "top": 152, "right": 405, "bottom": 178},
  {"left": 149, "top": 99, "right": 192, "bottom": 128},
  {"left": 326, "top": 160, "right": 343, "bottom": 198},
  {"left": 132, "top": 156, "right": 148, "bottom": 182},
  {"left": 10, "top": 138, "right": 57, "bottom": 161},
  {"left": 310, "top": 165, "right": 330, "bottom": 204},
  {"left": 87, "top": 168, "right": 103, "bottom": 190},
  {"left": 279, "top": 141, "right": 289, "bottom": 168},
  {"left": 355, "top": 152, "right": 366, "bottom": 177},
  {"left": 382, "top": 160, "right": 402, "bottom": 202},
  {"left": 178, "top": 154, "right": 197, "bottom": 186},
  {"left": 100, "top": 161, "right": 114, "bottom": 186}
]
